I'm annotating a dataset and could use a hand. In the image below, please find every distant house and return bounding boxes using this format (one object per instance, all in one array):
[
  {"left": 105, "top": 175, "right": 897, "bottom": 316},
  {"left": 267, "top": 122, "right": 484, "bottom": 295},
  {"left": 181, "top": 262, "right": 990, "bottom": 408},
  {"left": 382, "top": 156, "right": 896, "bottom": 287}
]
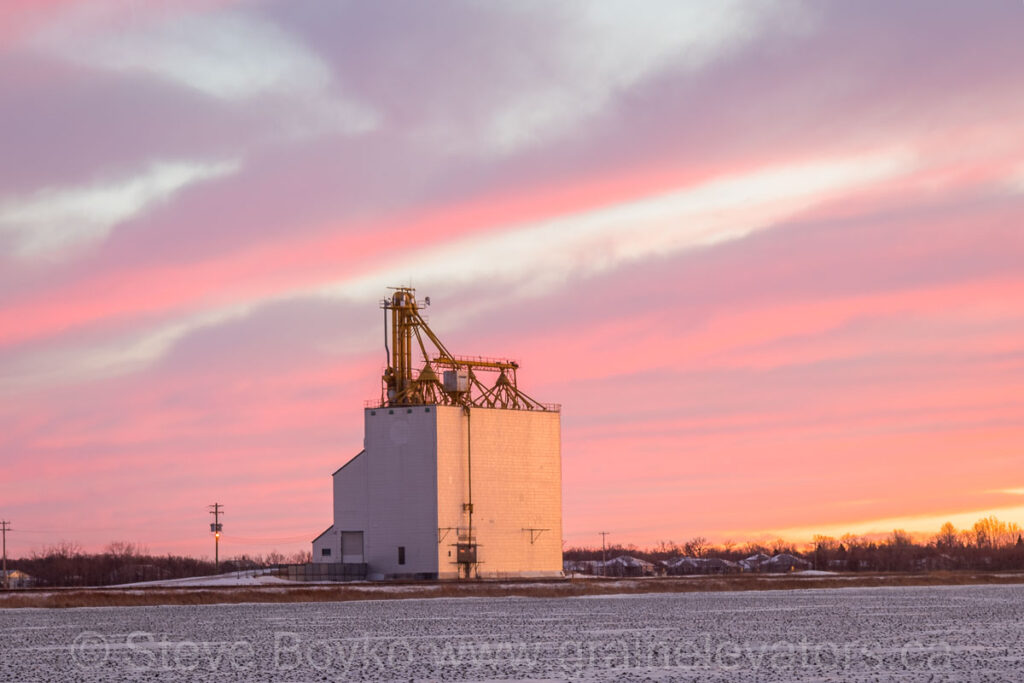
[
  {"left": 602, "top": 555, "right": 659, "bottom": 577},
  {"left": 664, "top": 557, "right": 739, "bottom": 575},
  {"left": 564, "top": 559, "right": 603, "bottom": 575},
  {"left": 1, "top": 570, "right": 34, "bottom": 588},
  {"left": 738, "top": 553, "right": 812, "bottom": 573},
  {"left": 565, "top": 555, "right": 659, "bottom": 577},
  {"left": 739, "top": 553, "right": 772, "bottom": 572},
  {"left": 664, "top": 556, "right": 701, "bottom": 574},
  {"left": 765, "top": 553, "right": 812, "bottom": 573}
]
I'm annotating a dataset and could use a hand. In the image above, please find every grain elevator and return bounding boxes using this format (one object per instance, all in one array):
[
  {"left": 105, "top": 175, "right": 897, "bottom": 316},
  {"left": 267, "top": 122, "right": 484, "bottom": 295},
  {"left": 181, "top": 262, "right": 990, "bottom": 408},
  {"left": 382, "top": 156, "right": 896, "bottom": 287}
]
[{"left": 312, "top": 288, "right": 562, "bottom": 579}]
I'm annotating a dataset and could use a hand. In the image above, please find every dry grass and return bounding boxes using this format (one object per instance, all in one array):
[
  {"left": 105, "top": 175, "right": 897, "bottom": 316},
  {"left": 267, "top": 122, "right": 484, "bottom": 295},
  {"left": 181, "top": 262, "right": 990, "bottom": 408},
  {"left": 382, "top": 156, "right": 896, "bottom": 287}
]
[{"left": 2, "top": 571, "right": 1023, "bottom": 609}]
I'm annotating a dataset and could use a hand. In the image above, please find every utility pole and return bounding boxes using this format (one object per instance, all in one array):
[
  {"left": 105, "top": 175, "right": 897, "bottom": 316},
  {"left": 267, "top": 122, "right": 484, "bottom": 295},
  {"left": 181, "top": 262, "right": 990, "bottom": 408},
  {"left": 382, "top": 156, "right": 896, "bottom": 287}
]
[
  {"left": 1, "top": 521, "right": 9, "bottom": 590},
  {"left": 208, "top": 504, "right": 224, "bottom": 572},
  {"left": 599, "top": 531, "right": 610, "bottom": 578}
]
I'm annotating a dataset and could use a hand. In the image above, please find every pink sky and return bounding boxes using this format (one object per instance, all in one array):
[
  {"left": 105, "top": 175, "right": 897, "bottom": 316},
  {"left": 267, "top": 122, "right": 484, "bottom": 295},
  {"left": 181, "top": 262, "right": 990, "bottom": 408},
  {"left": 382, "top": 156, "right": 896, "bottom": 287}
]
[{"left": 1, "top": 1, "right": 1023, "bottom": 559}]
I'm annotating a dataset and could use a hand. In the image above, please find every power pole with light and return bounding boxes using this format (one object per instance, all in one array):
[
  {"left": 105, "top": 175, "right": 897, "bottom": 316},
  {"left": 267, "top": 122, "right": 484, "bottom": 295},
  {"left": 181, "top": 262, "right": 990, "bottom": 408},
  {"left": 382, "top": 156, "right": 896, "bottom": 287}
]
[
  {"left": 1, "top": 520, "right": 9, "bottom": 590},
  {"left": 599, "top": 531, "right": 610, "bottom": 578},
  {"left": 208, "top": 504, "right": 224, "bottom": 571}
]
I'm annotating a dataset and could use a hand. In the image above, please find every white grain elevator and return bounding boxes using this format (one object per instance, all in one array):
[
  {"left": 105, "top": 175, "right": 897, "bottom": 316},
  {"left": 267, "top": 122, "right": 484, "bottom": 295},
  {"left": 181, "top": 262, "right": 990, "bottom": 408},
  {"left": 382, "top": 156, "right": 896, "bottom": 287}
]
[{"left": 312, "top": 287, "right": 562, "bottom": 579}]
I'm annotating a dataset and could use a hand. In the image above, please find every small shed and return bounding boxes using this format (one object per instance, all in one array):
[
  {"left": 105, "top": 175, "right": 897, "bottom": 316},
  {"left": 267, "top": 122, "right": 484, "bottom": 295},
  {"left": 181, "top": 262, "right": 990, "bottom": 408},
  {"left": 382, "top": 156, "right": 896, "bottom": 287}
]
[{"left": 1, "top": 570, "right": 34, "bottom": 588}]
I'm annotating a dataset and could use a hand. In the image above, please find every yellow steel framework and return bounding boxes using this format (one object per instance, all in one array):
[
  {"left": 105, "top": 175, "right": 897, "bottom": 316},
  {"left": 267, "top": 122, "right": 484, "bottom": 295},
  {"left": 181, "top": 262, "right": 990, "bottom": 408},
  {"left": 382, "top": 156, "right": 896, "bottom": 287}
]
[{"left": 377, "top": 287, "right": 552, "bottom": 410}]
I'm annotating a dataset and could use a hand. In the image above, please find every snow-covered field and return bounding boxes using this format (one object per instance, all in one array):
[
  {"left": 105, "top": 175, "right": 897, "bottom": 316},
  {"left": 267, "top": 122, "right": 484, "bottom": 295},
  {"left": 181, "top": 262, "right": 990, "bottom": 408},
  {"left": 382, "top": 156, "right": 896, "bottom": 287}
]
[
  {"left": 113, "top": 569, "right": 291, "bottom": 588},
  {"left": 2, "top": 584, "right": 1021, "bottom": 681}
]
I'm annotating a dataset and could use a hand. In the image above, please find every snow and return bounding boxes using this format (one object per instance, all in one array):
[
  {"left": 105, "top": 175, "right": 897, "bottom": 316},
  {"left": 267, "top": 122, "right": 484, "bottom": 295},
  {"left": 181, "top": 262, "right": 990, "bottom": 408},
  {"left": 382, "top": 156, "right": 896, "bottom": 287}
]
[
  {"left": 665, "top": 556, "right": 739, "bottom": 572},
  {"left": 114, "top": 570, "right": 291, "bottom": 588},
  {"left": 604, "top": 555, "right": 655, "bottom": 568},
  {"left": 2, "top": 584, "right": 1023, "bottom": 681}
]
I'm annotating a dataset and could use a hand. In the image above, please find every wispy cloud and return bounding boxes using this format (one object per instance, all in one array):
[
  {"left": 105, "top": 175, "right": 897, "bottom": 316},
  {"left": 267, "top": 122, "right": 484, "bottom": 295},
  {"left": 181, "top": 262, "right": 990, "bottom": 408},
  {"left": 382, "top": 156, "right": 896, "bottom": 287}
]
[
  {"left": 0, "top": 159, "right": 239, "bottom": 258},
  {"left": 315, "top": 147, "right": 915, "bottom": 300},
  {"left": 456, "top": 0, "right": 812, "bottom": 154},
  {"left": 28, "top": 3, "right": 377, "bottom": 136},
  {"left": 0, "top": 301, "right": 253, "bottom": 394},
  {"left": 0, "top": 147, "right": 914, "bottom": 386}
]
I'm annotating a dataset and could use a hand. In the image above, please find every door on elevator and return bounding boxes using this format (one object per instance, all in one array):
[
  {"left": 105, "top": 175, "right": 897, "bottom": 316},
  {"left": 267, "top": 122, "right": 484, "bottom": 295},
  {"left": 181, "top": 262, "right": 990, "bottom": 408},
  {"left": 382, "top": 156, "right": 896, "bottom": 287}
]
[{"left": 341, "top": 531, "right": 364, "bottom": 563}]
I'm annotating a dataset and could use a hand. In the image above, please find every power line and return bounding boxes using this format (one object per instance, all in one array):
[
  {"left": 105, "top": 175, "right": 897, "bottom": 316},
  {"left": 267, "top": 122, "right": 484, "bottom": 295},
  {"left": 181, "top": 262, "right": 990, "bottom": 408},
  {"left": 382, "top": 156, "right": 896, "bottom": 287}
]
[
  {"left": 7, "top": 529, "right": 313, "bottom": 551},
  {"left": 599, "top": 531, "right": 610, "bottom": 578},
  {"left": 1, "top": 521, "right": 10, "bottom": 590},
  {"left": 11, "top": 526, "right": 156, "bottom": 534},
  {"left": 209, "top": 503, "right": 224, "bottom": 571},
  {"left": 11, "top": 527, "right": 309, "bottom": 540},
  {"left": 220, "top": 540, "right": 309, "bottom": 547}
]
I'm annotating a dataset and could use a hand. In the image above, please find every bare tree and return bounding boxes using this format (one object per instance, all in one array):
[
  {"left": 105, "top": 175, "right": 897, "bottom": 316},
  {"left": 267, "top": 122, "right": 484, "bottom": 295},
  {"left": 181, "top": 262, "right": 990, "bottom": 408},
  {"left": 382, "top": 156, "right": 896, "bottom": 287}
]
[
  {"left": 38, "top": 541, "right": 82, "bottom": 559},
  {"left": 974, "top": 516, "right": 1023, "bottom": 548},
  {"left": 935, "top": 522, "right": 958, "bottom": 549},
  {"left": 840, "top": 533, "right": 863, "bottom": 549},
  {"left": 743, "top": 541, "right": 768, "bottom": 556},
  {"left": 105, "top": 541, "right": 140, "bottom": 559},
  {"left": 290, "top": 550, "right": 312, "bottom": 564},
  {"left": 813, "top": 535, "right": 838, "bottom": 551},
  {"left": 889, "top": 529, "right": 913, "bottom": 547},
  {"left": 684, "top": 536, "right": 709, "bottom": 558}
]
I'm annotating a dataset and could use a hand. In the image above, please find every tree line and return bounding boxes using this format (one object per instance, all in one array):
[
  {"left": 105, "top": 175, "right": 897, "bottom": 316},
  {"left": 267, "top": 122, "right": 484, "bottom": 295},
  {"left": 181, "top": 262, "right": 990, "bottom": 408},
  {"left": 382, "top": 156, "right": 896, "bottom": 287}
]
[
  {"left": 9, "top": 516, "right": 1023, "bottom": 586},
  {"left": 9, "top": 541, "right": 312, "bottom": 587},
  {"left": 564, "top": 516, "right": 1024, "bottom": 572}
]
